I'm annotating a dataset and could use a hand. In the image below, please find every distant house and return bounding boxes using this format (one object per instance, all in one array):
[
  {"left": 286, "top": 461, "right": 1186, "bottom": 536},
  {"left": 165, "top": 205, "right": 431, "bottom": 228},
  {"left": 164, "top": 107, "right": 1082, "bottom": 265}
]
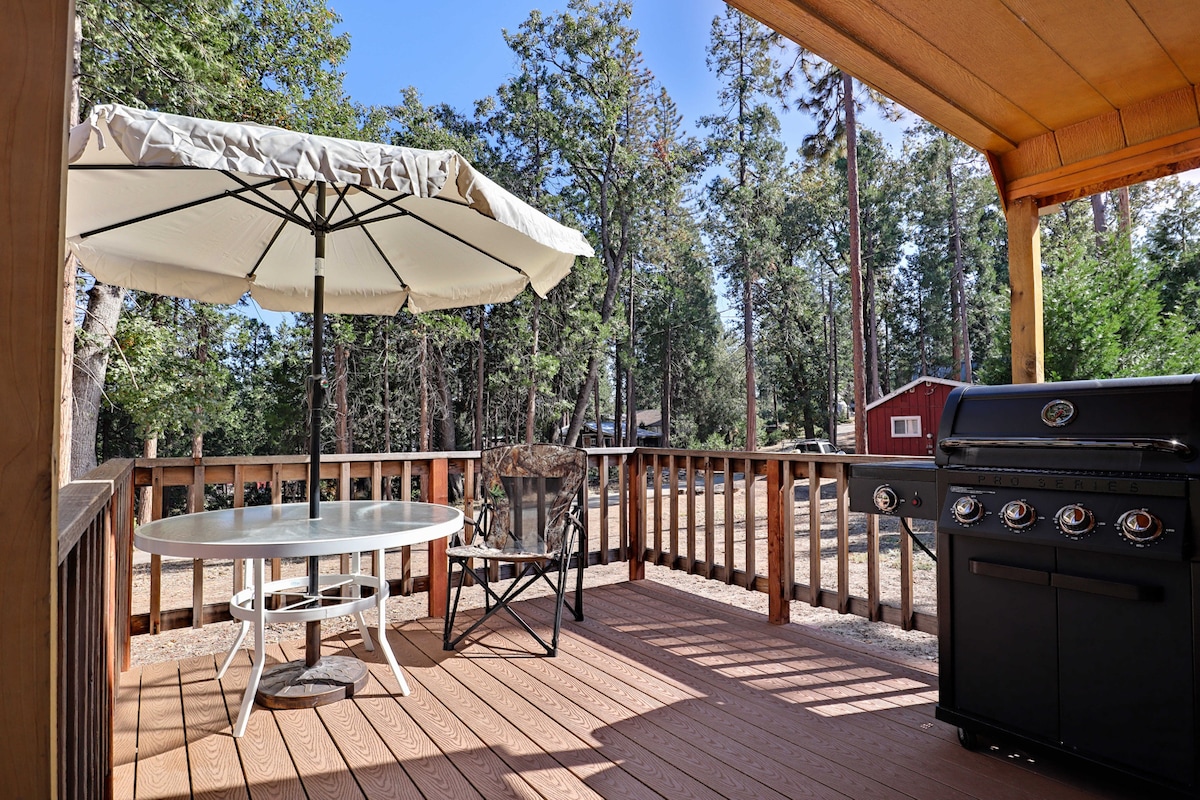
[
  {"left": 865, "top": 377, "right": 968, "bottom": 456},
  {"left": 566, "top": 419, "right": 662, "bottom": 448}
]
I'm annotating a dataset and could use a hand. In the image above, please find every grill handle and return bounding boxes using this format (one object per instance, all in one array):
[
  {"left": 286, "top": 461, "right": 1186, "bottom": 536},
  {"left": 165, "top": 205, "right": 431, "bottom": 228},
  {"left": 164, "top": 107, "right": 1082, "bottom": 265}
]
[
  {"left": 969, "top": 559, "right": 1163, "bottom": 602},
  {"left": 940, "top": 437, "right": 1192, "bottom": 457}
]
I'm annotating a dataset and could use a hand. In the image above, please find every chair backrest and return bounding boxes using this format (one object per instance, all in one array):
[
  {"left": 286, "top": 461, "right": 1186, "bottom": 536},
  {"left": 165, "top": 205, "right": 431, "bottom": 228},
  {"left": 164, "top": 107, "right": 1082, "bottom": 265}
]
[{"left": 479, "top": 444, "right": 587, "bottom": 556}]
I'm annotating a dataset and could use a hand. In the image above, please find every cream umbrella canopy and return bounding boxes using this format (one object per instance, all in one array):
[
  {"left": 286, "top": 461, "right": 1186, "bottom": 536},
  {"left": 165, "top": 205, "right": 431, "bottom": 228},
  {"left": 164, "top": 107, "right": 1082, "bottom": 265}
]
[
  {"left": 65, "top": 104, "right": 593, "bottom": 705},
  {"left": 66, "top": 103, "right": 593, "bottom": 515}
]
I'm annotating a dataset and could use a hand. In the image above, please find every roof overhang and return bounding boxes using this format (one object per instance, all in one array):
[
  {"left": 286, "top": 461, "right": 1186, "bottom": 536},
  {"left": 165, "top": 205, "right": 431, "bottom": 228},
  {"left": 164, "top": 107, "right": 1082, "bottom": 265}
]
[{"left": 726, "top": 0, "right": 1200, "bottom": 210}]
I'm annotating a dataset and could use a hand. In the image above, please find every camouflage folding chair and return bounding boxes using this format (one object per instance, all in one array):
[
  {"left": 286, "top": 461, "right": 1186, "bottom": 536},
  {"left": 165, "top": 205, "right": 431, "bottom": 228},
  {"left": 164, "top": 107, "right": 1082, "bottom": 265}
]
[{"left": 443, "top": 444, "right": 587, "bottom": 656}]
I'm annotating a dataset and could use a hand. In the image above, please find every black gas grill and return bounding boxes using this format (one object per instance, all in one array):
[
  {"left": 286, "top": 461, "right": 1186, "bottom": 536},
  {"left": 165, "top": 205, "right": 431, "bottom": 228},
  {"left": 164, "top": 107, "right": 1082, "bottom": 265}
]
[{"left": 851, "top": 374, "right": 1200, "bottom": 792}]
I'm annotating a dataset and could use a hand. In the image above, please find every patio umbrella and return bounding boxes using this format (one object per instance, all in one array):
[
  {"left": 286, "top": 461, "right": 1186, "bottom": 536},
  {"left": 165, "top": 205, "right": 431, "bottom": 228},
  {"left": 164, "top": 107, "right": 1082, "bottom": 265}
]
[
  {"left": 64, "top": 103, "right": 593, "bottom": 699},
  {"left": 65, "top": 103, "right": 593, "bottom": 512}
]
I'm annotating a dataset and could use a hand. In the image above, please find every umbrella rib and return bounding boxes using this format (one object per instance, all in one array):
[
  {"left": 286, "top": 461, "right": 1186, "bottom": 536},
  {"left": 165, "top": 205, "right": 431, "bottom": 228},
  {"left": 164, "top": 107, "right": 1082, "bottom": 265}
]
[
  {"left": 73, "top": 173, "right": 293, "bottom": 239},
  {"left": 222, "top": 172, "right": 318, "bottom": 229},
  {"left": 246, "top": 194, "right": 308, "bottom": 279},
  {"left": 352, "top": 186, "right": 529, "bottom": 277},
  {"left": 337, "top": 194, "right": 408, "bottom": 289}
]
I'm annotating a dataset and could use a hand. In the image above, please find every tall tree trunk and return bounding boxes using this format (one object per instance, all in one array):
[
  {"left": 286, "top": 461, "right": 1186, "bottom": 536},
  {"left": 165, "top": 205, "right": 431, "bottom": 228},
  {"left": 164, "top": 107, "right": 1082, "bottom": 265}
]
[
  {"left": 524, "top": 296, "right": 541, "bottom": 444},
  {"left": 1117, "top": 187, "right": 1132, "bottom": 237},
  {"left": 419, "top": 329, "right": 429, "bottom": 451},
  {"left": 864, "top": 243, "right": 880, "bottom": 403},
  {"left": 1091, "top": 193, "right": 1108, "bottom": 252},
  {"left": 742, "top": 264, "right": 757, "bottom": 449},
  {"left": 474, "top": 308, "right": 484, "bottom": 451},
  {"left": 826, "top": 280, "right": 837, "bottom": 440},
  {"left": 593, "top": 371, "right": 604, "bottom": 447},
  {"left": 333, "top": 341, "right": 349, "bottom": 453},
  {"left": 60, "top": 13, "right": 82, "bottom": 486},
  {"left": 843, "top": 72, "right": 867, "bottom": 454},
  {"left": 137, "top": 435, "right": 157, "bottom": 526},
  {"left": 381, "top": 322, "right": 392, "bottom": 499},
  {"left": 564, "top": 246, "right": 625, "bottom": 446},
  {"left": 948, "top": 159, "right": 971, "bottom": 382},
  {"left": 71, "top": 281, "right": 124, "bottom": 477},
  {"left": 434, "top": 348, "right": 456, "bottom": 451},
  {"left": 661, "top": 323, "right": 672, "bottom": 448}
]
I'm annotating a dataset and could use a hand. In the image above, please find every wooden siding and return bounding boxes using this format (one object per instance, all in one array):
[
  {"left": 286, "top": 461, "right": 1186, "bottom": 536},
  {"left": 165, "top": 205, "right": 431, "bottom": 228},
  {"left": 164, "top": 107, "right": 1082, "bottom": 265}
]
[
  {"left": 115, "top": 582, "right": 1160, "bottom": 799},
  {"left": 865, "top": 381, "right": 958, "bottom": 457}
]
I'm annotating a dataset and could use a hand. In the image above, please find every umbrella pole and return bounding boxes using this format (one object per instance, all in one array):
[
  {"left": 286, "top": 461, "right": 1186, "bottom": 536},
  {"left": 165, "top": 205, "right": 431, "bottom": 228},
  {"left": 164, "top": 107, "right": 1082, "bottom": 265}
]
[{"left": 307, "top": 187, "right": 327, "bottom": 665}]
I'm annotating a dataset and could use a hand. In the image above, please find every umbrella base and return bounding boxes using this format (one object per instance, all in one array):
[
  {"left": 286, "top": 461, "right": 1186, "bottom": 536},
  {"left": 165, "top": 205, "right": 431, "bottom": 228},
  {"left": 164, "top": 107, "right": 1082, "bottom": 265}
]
[{"left": 255, "top": 656, "right": 370, "bottom": 709}]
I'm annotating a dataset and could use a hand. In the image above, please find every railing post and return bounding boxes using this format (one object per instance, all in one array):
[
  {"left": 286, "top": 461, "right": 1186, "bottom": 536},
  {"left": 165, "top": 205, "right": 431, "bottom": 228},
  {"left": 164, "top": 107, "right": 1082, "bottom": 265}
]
[
  {"left": 428, "top": 457, "right": 449, "bottom": 617},
  {"left": 628, "top": 453, "right": 645, "bottom": 581},
  {"left": 766, "top": 459, "right": 791, "bottom": 625}
]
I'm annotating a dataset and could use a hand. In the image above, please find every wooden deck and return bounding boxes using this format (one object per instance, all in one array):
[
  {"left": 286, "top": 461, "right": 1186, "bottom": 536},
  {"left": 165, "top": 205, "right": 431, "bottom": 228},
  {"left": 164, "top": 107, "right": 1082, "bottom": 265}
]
[{"left": 115, "top": 581, "right": 1160, "bottom": 800}]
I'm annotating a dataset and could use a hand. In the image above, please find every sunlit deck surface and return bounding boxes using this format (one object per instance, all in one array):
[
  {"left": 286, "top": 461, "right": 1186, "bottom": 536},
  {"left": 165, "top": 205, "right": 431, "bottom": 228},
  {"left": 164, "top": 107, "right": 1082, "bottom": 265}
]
[{"left": 116, "top": 582, "right": 1156, "bottom": 800}]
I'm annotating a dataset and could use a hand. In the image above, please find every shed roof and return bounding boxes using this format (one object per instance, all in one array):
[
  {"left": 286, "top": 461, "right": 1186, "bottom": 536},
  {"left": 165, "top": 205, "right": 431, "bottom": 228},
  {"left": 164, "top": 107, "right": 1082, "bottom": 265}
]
[
  {"left": 726, "top": 0, "right": 1200, "bottom": 209},
  {"left": 865, "top": 376, "right": 968, "bottom": 413}
]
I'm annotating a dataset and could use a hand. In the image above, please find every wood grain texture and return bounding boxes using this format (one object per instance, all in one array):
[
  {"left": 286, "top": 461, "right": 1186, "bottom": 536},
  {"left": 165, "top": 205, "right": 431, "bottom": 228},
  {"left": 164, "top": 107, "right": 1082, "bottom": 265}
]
[
  {"left": 1007, "top": 196, "right": 1044, "bottom": 383},
  {"left": 0, "top": 0, "right": 72, "bottom": 795}
]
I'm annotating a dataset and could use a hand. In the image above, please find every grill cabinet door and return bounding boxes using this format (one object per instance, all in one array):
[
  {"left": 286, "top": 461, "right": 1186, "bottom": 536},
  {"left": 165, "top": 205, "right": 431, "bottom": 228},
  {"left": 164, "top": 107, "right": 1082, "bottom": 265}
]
[
  {"left": 1056, "top": 550, "right": 1195, "bottom": 785},
  {"left": 949, "top": 536, "right": 1058, "bottom": 740}
]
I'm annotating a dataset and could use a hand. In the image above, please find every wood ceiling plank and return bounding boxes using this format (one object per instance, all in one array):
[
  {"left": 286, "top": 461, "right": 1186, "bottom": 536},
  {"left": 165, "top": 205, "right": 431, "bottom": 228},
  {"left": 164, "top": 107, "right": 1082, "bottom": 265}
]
[
  {"left": 999, "top": 0, "right": 1187, "bottom": 108},
  {"left": 998, "top": 132, "right": 1062, "bottom": 182},
  {"left": 1121, "top": 86, "right": 1200, "bottom": 146},
  {"left": 1054, "top": 110, "right": 1125, "bottom": 164},
  {"left": 881, "top": 0, "right": 1112, "bottom": 129},
  {"left": 726, "top": 0, "right": 1036, "bottom": 152},
  {"left": 1128, "top": 0, "right": 1200, "bottom": 84}
]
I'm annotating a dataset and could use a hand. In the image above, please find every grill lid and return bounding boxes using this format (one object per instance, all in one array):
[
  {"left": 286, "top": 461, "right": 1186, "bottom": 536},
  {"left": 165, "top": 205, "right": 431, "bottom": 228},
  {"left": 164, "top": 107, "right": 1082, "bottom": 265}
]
[{"left": 935, "top": 374, "right": 1200, "bottom": 474}]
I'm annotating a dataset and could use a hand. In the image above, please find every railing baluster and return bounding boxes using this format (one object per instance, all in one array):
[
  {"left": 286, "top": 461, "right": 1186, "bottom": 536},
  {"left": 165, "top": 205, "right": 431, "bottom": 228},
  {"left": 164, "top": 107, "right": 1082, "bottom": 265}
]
[
  {"left": 808, "top": 463, "right": 822, "bottom": 608},
  {"left": 836, "top": 462, "right": 851, "bottom": 614},
  {"left": 685, "top": 455, "right": 696, "bottom": 574},
  {"left": 599, "top": 454, "right": 610, "bottom": 565},
  {"left": 900, "top": 515, "right": 914, "bottom": 630},
  {"left": 723, "top": 456, "right": 734, "bottom": 585},
  {"left": 743, "top": 457, "right": 756, "bottom": 588},
  {"left": 703, "top": 458, "right": 715, "bottom": 579}
]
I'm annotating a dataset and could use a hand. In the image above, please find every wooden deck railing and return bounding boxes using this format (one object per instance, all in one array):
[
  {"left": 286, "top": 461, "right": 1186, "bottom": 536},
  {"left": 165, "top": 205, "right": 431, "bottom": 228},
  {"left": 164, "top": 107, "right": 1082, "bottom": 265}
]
[
  {"left": 625, "top": 449, "right": 937, "bottom": 633},
  {"left": 57, "top": 458, "right": 135, "bottom": 800},
  {"left": 119, "top": 447, "right": 933, "bottom": 647},
  {"left": 126, "top": 449, "right": 634, "bottom": 639}
]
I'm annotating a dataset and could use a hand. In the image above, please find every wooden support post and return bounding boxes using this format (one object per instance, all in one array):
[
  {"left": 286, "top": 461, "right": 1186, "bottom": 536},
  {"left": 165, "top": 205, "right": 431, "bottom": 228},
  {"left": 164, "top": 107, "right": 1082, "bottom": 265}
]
[
  {"left": 1008, "top": 195, "right": 1044, "bottom": 383},
  {"left": 628, "top": 454, "right": 646, "bottom": 581},
  {"left": 766, "top": 460, "right": 792, "bottom": 625},
  {"left": 0, "top": 1, "right": 71, "bottom": 794},
  {"left": 427, "top": 458, "right": 449, "bottom": 617}
]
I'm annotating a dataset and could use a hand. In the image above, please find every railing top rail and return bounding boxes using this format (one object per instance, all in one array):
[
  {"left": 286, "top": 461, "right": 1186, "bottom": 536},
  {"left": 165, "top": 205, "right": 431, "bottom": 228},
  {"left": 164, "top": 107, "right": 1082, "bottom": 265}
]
[{"left": 58, "top": 459, "right": 134, "bottom": 564}]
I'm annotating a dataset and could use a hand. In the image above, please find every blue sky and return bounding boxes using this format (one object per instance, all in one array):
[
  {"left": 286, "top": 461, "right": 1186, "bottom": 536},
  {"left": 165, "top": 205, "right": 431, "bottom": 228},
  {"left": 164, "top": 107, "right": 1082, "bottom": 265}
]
[{"left": 329, "top": 0, "right": 908, "bottom": 155}]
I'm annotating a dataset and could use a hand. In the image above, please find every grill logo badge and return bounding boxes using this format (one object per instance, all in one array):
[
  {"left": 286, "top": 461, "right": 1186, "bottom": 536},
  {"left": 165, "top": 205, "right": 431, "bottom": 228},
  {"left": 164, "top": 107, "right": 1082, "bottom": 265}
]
[{"left": 1040, "top": 399, "right": 1076, "bottom": 427}]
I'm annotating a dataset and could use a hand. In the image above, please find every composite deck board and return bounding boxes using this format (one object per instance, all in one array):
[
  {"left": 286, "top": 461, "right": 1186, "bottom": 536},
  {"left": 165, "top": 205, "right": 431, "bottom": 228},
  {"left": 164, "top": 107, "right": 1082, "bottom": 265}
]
[
  {"left": 414, "top": 615, "right": 782, "bottom": 800},
  {"left": 113, "top": 665, "right": 140, "bottom": 800},
  {"left": 337, "top": 631, "right": 544, "bottom": 800},
  {"left": 217, "top": 648, "right": 307, "bottom": 800},
  {"left": 117, "top": 581, "right": 1162, "bottom": 800},
  {"left": 135, "top": 659, "right": 192, "bottom": 799}
]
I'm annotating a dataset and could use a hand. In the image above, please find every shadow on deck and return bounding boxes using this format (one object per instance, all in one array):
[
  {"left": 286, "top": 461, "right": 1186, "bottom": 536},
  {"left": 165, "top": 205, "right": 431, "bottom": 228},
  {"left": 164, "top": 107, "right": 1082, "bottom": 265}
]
[{"left": 116, "top": 581, "right": 1163, "bottom": 799}]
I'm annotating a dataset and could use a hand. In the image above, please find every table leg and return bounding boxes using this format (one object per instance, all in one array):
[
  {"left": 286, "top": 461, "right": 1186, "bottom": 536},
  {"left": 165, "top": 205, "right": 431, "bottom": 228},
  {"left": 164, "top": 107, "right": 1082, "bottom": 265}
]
[
  {"left": 374, "top": 547, "right": 409, "bottom": 695},
  {"left": 233, "top": 558, "right": 266, "bottom": 737},
  {"left": 352, "top": 551, "right": 374, "bottom": 651},
  {"left": 217, "top": 558, "right": 251, "bottom": 680}
]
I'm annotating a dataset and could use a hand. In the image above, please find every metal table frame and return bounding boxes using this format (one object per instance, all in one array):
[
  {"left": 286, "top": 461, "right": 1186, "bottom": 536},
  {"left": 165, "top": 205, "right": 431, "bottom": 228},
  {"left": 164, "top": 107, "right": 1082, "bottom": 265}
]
[{"left": 134, "top": 501, "right": 463, "bottom": 737}]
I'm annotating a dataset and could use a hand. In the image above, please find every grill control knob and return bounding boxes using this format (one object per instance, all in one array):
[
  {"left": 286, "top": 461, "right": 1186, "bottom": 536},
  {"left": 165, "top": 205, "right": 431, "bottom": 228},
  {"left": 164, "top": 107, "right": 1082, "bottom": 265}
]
[
  {"left": 1118, "top": 509, "right": 1163, "bottom": 545},
  {"left": 1000, "top": 500, "right": 1037, "bottom": 531},
  {"left": 872, "top": 485, "right": 899, "bottom": 514},
  {"left": 1055, "top": 504, "right": 1095, "bottom": 538},
  {"left": 951, "top": 496, "right": 984, "bottom": 525}
]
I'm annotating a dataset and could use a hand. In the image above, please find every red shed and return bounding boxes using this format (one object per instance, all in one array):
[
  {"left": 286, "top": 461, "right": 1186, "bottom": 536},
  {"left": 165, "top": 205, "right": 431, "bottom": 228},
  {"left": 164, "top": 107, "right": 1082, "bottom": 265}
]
[{"left": 865, "top": 377, "right": 968, "bottom": 456}]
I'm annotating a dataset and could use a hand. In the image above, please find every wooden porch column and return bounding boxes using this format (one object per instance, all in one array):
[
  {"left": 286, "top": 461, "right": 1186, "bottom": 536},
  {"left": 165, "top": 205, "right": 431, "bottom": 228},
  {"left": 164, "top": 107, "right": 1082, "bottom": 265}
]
[
  {"left": 765, "top": 460, "right": 792, "bottom": 625},
  {"left": 0, "top": 0, "right": 72, "bottom": 796},
  {"left": 1007, "top": 196, "right": 1044, "bottom": 383}
]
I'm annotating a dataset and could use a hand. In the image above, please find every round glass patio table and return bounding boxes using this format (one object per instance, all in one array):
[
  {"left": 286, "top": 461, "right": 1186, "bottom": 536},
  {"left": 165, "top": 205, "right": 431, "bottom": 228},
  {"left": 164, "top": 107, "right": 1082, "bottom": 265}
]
[{"left": 135, "top": 501, "right": 463, "bottom": 737}]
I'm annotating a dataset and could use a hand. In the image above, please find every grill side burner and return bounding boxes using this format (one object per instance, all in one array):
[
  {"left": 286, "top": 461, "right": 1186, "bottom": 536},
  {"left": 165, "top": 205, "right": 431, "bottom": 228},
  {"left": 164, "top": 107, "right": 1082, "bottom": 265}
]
[{"left": 851, "top": 374, "right": 1200, "bottom": 793}]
